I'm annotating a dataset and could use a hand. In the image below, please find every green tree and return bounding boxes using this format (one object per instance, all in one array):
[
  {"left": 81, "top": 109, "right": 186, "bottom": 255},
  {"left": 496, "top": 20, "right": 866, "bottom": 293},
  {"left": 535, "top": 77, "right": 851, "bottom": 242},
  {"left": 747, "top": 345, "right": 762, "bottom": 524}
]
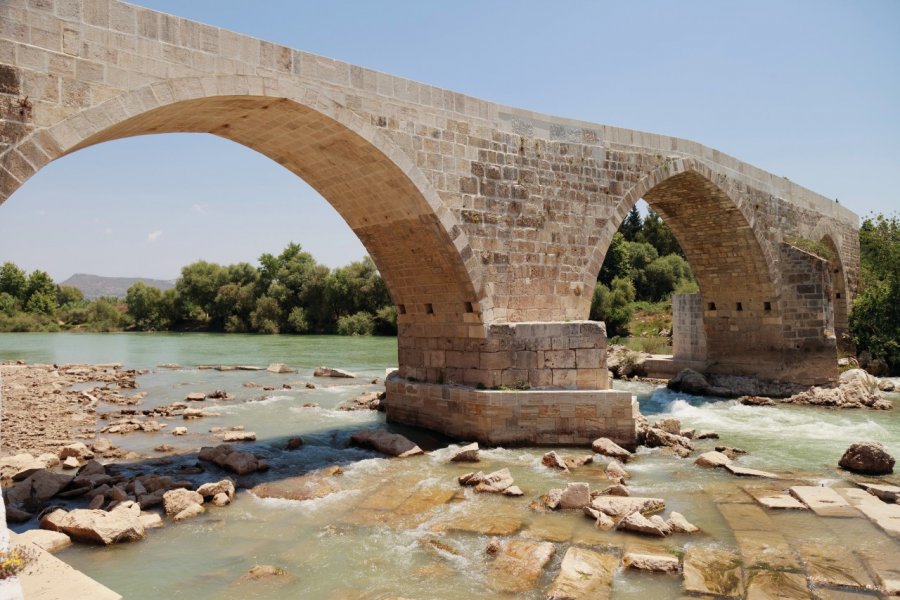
[
  {"left": 850, "top": 213, "right": 900, "bottom": 373},
  {"left": 590, "top": 276, "right": 635, "bottom": 338},
  {"left": 337, "top": 311, "right": 375, "bottom": 336},
  {"left": 599, "top": 232, "right": 629, "bottom": 286},
  {"left": 56, "top": 285, "right": 85, "bottom": 307},
  {"left": 175, "top": 261, "right": 227, "bottom": 323},
  {"left": 24, "top": 270, "right": 57, "bottom": 312},
  {"left": 639, "top": 254, "right": 694, "bottom": 301},
  {"left": 0, "top": 262, "right": 26, "bottom": 303},
  {"left": 638, "top": 210, "right": 683, "bottom": 257},
  {"left": 250, "top": 295, "right": 282, "bottom": 334},
  {"left": 125, "top": 282, "right": 167, "bottom": 330},
  {"left": 620, "top": 206, "right": 643, "bottom": 242},
  {"left": 0, "top": 292, "right": 17, "bottom": 316},
  {"left": 374, "top": 305, "right": 398, "bottom": 335}
]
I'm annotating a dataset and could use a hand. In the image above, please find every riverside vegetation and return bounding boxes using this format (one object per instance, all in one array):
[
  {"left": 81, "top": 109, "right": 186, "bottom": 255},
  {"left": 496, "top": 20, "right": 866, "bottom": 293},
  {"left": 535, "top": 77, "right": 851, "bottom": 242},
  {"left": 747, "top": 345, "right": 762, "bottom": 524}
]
[
  {"left": 1, "top": 211, "right": 898, "bottom": 374},
  {"left": 0, "top": 243, "right": 396, "bottom": 337}
]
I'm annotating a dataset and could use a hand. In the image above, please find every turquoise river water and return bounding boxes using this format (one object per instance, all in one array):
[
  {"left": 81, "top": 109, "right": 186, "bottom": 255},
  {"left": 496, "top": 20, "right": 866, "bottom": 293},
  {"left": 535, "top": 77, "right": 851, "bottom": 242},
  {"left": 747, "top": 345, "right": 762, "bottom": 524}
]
[{"left": 1, "top": 333, "right": 898, "bottom": 599}]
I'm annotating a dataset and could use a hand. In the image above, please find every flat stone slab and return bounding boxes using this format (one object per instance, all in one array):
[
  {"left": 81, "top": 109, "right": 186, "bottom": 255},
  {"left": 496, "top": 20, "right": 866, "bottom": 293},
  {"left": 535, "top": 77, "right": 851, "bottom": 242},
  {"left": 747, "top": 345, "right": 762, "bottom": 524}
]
[
  {"left": 623, "top": 552, "right": 679, "bottom": 573},
  {"left": 860, "top": 551, "right": 900, "bottom": 596},
  {"left": 734, "top": 529, "right": 800, "bottom": 571},
  {"left": 434, "top": 514, "right": 523, "bottom": 536},
  {"left": 725, "top": 464, "right": 779, "bottom": 479},
  {"left": 797, "top": 542, "right": 874, "bottom": 590},
  {"left": 14, "top": 529, "right": 72, "bottom": 553},
  {"left": 789, "top": 486, "right": 858, "bottom": 517},
  {"left": 546, "top": 546, "right": 618, "bottom": 599},
  {"left": 743, "top": 488, "right": 807, "bottom": 510},
  {"left": 589, "top": 496, "right": 665, "bottom": 518},
  {"left": 837, "top": 487, "right": 900, "bottom": 537},
  {"left": 746, "top": 570, "right": 810, "bottom": 600},
  {"left": 486, "top": 539, "right": 555, "bottom": 593},
  {"left": 717, "top": 503, "right": 775, "bottom": 532},
  {"left": 683, "top": 546, "right": 743, "bottom": 598}
]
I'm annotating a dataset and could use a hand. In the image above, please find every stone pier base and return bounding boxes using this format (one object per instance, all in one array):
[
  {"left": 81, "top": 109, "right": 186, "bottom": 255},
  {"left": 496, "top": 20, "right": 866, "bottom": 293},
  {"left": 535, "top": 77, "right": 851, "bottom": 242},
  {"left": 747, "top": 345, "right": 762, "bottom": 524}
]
[{"left": 384, "top": 376, "right": 638, "bottom": 448}]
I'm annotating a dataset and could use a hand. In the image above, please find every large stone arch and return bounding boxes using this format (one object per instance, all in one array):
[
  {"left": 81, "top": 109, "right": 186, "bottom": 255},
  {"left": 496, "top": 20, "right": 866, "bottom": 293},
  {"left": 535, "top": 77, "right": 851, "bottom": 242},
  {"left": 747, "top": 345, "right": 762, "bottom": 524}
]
[
  {"left": 584, "top": 158, "right": 819, "bottom": 379},
  {"left": 0, "top": 75, "right": 487, "bottom": 327}
]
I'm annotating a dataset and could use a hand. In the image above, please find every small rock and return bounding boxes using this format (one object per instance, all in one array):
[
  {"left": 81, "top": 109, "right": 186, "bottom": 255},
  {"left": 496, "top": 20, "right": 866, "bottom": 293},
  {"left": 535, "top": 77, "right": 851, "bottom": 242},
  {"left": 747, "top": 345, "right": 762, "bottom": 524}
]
[
  {"left": 139, "top": 513, "right": 164, "bottom": 529},
  {"left": 502, "top": 485, "right": 524, "bottom": 497},
  {"left": 171, "top": 427, "right": 187, "bottom": 436},
  {"left": 196, "top": 479, "right": 236, "bottom": 500},
  {"left": 694, "top": 451, "right": 732, "bottom": 468},
  {"left": 739, "top": 395, "right": 775, "bottom": 406},
  {"left": 623, "top": 552, "right": 679, "bottom": 572},
  {"left": 242, "top": 565, "right": 288, "bottom": 580},
  {"left": 58, "top": 442, "right": 94, "bottom": 461},
  {"left": 349, "top": 429, "right": 423, "bottom": 458},
  {"left": 91, "top": 438, "right": 113, "bottom": 454},
  {"left": 475, "top": 468, "right": 515, "bottom": 494},
  {"left": 541, "top": 451, "right": 569, "bottom": 471},
  {"left": 185, "top": 392, "right": 206, "bottom": 402},
  {"left": 219, "top": 431, "right": 256, "bottom": 442},
  {"left": 696, "top": 431, "right": 719, "bottom": 440},
  {"left": 654, "top": 417, "right": 681, "bottom": 435},
  {"left": 211, "top": 492, "right": 231, "bottom": 506},
  {"left": 563, "top": 455, "right": 594, "bottom": 470},
  {"left": 603, "top": 484, "right": 630, "bottom": 497},
  {"left": 174, "top": 503, "right": 205, "bottom": 521},
  {"left": 486, "top": 537, "right": 501, "bottom": 555},
  {"left": 449, "top": 442, "right": 479, "bottom": 463},
  {"left": 458, "top": 471, "right": 485, "bottom": 487},
  {"left": 154, "top": 444, "right": 174, "bottom": 452},
  {"left": 305, "top": 382, "right": 316, "bottom": 389},
  {"left": 557, "top": 482, "right": 590, "bottom": 510},
  {"left": 62, "top": 456, "right": 80, "bottom": 469},
  {"left": 617, "top": 511, "right": 668, "bottom": 537},
  {"left": 267, "top": 363, "right": 297, "bottom": 374},
  {"left": 286, "top": 437, "right": 304, "bottom": 450},
  {"left": 162, "top": 488, "right": 204, "bottom": 517}
]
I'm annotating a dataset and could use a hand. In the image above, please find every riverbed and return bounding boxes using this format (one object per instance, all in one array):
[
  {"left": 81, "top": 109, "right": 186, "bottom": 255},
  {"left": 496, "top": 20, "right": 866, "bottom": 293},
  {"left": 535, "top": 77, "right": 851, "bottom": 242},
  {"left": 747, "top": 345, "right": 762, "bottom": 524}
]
[{"left": 2, "top": 333, "right": 899, "bottom": 599}]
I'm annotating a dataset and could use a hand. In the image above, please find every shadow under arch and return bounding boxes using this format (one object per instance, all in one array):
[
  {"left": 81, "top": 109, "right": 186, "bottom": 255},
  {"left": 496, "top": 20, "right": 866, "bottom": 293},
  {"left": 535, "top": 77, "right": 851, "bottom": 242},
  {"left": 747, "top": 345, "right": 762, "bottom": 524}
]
[
  {"left": 585, "top": 158, "right": 789, "bottom": 375},
  {"left": 818, "top": 234, "right": 850, "bottom": 348},
  {"left": 1, "top": 76, "right": 486, "bottom": 325}
]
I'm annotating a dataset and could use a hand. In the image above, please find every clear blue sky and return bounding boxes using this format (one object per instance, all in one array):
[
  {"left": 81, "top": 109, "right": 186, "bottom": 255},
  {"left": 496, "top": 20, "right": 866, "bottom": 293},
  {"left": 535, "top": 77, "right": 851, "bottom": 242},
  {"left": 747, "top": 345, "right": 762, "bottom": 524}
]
[{"left": 1, "top": 0, "right": 898, "bottom": 281}]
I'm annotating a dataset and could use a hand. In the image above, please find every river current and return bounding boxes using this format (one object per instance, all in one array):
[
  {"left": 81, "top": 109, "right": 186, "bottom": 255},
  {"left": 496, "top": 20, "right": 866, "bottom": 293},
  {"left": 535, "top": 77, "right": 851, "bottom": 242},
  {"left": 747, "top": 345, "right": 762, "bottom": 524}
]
[{"left": 1, "top": 333, "right": 898, "bottom": 599}]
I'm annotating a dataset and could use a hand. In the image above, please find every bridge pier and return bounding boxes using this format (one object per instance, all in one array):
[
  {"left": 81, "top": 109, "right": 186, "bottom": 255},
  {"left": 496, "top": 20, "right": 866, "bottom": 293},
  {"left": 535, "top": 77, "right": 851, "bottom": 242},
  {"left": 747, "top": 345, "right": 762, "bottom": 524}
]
[{"left": 386, "top": 320, "right": 639, "bottom": 447}]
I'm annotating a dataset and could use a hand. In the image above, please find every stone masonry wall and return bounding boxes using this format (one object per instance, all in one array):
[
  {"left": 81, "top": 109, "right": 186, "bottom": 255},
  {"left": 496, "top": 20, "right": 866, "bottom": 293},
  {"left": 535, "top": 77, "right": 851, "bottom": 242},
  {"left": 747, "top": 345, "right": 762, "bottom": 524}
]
[{"left": 672, "top": 293, "right": 707, "bottom": 363}]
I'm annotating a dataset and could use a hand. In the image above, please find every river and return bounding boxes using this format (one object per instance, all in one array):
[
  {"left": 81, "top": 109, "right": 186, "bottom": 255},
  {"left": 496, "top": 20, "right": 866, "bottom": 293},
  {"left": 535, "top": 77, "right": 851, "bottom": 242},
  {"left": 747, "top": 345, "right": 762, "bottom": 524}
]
[{"left": 2, "top": 333, "right": 898, "bottom": 598}]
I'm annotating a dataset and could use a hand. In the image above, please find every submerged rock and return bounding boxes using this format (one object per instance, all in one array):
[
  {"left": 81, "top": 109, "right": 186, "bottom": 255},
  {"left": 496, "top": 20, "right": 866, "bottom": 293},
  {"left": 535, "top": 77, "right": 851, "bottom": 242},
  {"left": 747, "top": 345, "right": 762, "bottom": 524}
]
[
  {"left": 349, "top": 429, "right": 423, "bottom": 458},
  {"left": 449, "top": 442, "right": 479, "bottom": 463},
  {"left": 783, "top": 378, "right": 891, "bottom": 410},
  {"left": 251, "top": 467, "right": 342, "bottom": 501},
  {"left": 313, "top": 366, "right": 355, "bottom": 378},
  {"left": 198, "top": 444, "right": 266, "bottom": 475},
  {"left": 486, "top": 539, "right": 556, "bottom": 593},
  {"left": 682, "top": 546, "right": 742, "bottom": 597},
  {"left": 547, "top": 547, "right": 618, "bottom": 599},
  {"left": 839, "top": 441, "right": 895, "bottom": 475}
]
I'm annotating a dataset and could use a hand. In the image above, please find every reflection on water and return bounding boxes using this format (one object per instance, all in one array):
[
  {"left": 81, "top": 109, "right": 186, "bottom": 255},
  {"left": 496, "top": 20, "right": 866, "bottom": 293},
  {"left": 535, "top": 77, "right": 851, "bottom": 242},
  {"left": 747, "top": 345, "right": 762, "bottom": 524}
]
[{"left": 1, "top": 333, "right": 898, "bottom": 599}]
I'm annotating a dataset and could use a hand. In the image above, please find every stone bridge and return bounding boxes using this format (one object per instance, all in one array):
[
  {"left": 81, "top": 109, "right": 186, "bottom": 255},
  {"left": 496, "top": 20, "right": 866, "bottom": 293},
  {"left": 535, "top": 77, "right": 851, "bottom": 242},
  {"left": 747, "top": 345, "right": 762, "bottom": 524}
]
[{"left": 0, "top": 1, "right": 859, "bottom": 446}]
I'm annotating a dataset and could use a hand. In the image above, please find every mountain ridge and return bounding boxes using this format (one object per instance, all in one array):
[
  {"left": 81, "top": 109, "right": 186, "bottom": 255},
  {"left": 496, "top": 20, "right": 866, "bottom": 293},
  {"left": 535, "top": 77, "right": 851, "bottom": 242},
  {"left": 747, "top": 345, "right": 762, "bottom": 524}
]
[{"left": 60, "top": 273, "right": 175, "bottom": 300}]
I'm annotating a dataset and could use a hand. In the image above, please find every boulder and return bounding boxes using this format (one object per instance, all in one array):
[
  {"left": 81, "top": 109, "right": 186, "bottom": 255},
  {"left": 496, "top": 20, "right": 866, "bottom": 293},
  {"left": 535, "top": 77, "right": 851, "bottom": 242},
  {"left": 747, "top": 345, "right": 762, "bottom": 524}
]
[
  {"left": 458, "top": 471, "right": 486, "bottom": 487},
  {"left": 606, "top": 344, "right": 650, "bottom": 378},
  {"left": 349, "top": 429, "right": 423, "bottom": 457},
  {"left": 624, "top": 552, "right": 679, "bottom": 572},
  {"left": 198, "top": 444, "right": 265, "bottom": 475},
  {"left": 286, "top": 437, "right": 304, "bottom": 450},
  {"left": 644, "top": 427, "right": 694, "bottom": 453},
  {"left": 654, "top": 417, "right": 681, "bottom": 435},
  {"left": 591, "top": 437, "right": 632, "bottom": 461},
  {"left": 541, "top": 451, "right": 569, "bottom": 472},
  {"left": 267, "top": 363, "right": 297, "bottom": 374},
  {"left": 162, "top": 488, "right": 204, "bottom": 517},
  {"left": 58, "top": 442, "right": 94, "bottom": 461},
  {"left": 5, "top": 469, "right": 73, "bottom": 512},
  {"left": 196, "top": 479, "right": 236, "bottom": 500},
  {"left": 474, "top": 468, "right": 515, "bottom": 494},
  {"left": 182, "top": 408, "right": 205, "bottom": 419},
  {"left": 603, "top": 484, "right": 630, "bottom": 497},
  {"left": 784, "top": 378, "right": 890, "bottom": 410},
  {"left": 1, "top": 453, "right": 49, "bottom": 481},
  {"left": 583, "top": 506, "right": 615, "bottom": 530},
  {"left": 543, "top": 488, "right": 563, "bottom": 510},
  {"left": 838, "top": 442, "right": 895, "bottom": 475},
  {"left": 617, "top": 511, "right": 668, "bottom": 536},
  {"left": 557, "top": 482, "right": 590, "bottom": 510},
  {"left": 694, "top": 451, "right": 732, "bottom": 468},
  {"left": 590, "top": 496, "right": 665, "bottom": 518},
  {"left": 667, "top": 511, "right": 699, "bottom": 533},
  {"left": 313, "top": 366, "right": 355, "bottom": 378},
  {"left": 43, "top": 504, "right": 145, "bottom": 545},
  {"left": 15, "top": 529, "right": 72, "bottom": 553},
  {"left": 185, "top": 392, "right": 206, "bottom": 402},
  {"left": 173, "top": 503, "right": 205, "bottom": 521},
  {"left": 171, "top": 427, "right": 188, "bottom": 436},
  {"left": 546, "top": 547, "right": 618, "bottom": 599},
  {"left": 449, "top": 442, "right": 479, "bottom": 462},
  {"left": 139, "top": 513, "right": 164, "bottom": 529},
  {"left": 739, "top": 395, "right": 775, "bottom": 406},
  {"left": 667, "top": 368, "right": 730, "bottom": 397},
  {"left": 78, "top": 460, "right": 106, "bottom": 477}
]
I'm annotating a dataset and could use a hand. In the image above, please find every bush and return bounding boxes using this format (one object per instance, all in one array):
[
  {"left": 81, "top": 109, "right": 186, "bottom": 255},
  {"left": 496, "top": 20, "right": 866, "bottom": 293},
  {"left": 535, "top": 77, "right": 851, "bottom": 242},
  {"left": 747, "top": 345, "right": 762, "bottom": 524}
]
[
  {"left": 590, "top": 277, "right": 635, "bottom": 338},
  {"left": 374, "top": 305, "right": 398, "bottom": 335},
  {"left": 337, "top": 311, "right": 375, "bottom": 336},
  {"left": 286, "top": 307, "right": 310, "bottom": 333}
]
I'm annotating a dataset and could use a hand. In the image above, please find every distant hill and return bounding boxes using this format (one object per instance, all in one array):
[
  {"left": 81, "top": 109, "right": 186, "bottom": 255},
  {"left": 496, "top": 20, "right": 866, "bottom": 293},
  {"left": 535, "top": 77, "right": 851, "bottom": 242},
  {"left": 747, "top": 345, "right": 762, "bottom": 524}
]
[{"left": 60, "top": 273, "right": 175, "bottom": 300}]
